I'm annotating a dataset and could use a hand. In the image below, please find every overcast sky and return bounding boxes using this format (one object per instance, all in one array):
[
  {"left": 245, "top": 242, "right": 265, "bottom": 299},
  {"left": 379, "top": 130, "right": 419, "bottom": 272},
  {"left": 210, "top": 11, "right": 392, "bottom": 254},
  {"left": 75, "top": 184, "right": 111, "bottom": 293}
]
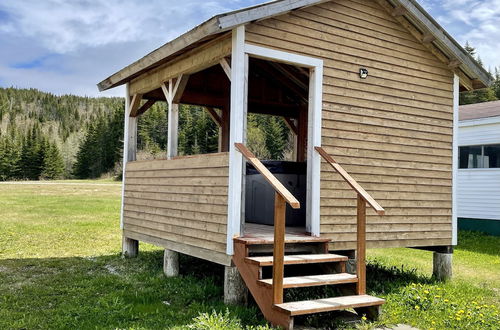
[{"left": 0, "top": 0, "right": 498, "bottom": 97}]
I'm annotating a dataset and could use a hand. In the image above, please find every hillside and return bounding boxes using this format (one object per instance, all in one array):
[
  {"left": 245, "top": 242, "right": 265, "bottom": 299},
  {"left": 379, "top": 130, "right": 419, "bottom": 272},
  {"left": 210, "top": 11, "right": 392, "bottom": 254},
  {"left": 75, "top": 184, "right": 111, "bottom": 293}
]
[{"left": 0, "top": 88, "right": 124, "bottom": 180}]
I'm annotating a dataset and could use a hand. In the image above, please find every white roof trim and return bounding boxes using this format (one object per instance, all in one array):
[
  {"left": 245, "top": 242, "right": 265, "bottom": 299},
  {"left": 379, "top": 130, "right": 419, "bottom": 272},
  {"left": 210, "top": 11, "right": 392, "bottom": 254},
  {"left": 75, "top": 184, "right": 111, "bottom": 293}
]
[{"left": 459, "top": 116, "right": 500, "bottom": 127}]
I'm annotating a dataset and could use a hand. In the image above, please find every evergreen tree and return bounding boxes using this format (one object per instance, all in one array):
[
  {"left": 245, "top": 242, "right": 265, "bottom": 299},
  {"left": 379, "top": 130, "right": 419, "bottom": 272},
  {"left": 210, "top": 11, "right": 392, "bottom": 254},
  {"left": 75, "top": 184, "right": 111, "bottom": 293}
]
[
  {"left": 73, "top": 123, "right": 99, "bottom": 179},
  {"left": 41, "top": 143, "right": 65, "bottom": 179},
  {"left": 0, "top": 136, "right": 21, "bottom": 180},
  {"left": 493, "top": 67, "right": 500, "bottom": 99},
  {"left": 464, "top": 41, "right": 476, "bottom": 57},
  {"left": 263, "top": 116, "right": 287, "bottom": 160},
  {"left": 459, "top": 42, "right": 498, "bottom": 105}
]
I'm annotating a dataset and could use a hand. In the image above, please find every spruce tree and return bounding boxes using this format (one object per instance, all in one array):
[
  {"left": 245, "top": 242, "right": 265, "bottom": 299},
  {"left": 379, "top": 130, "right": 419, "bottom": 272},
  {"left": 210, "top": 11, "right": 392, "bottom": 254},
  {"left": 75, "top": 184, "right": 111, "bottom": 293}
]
[
  {"left": 263, "top": 116, "right": 286, "bottom": 160},
  {"left": 41, "top": 143, "right": 65, "bottom": 180}
]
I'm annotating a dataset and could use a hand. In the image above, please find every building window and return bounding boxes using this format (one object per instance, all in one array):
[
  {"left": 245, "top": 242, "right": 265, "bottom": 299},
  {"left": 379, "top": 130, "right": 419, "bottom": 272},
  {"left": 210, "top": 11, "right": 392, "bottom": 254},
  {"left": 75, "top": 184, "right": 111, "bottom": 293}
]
[{"left": 459, "top": 144, "right": 500, "bottom": 168}]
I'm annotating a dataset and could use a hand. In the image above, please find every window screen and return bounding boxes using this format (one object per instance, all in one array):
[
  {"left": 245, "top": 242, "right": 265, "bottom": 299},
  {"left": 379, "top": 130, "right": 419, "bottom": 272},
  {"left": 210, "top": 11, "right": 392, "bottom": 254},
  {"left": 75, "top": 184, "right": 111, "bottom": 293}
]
[{"left": 459, "top": 144, "right": 500, "bottom": 169}]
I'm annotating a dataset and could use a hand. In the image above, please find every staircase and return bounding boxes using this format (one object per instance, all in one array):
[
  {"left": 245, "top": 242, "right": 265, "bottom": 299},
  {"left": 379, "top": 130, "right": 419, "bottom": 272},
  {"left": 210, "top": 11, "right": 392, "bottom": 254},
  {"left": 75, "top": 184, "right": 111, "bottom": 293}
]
[
  {"left": 233, "top": 144, "right": 386, "bottom": 329},
  {"left": 233, "top": 236, "right": 384, "bottom": 329}
]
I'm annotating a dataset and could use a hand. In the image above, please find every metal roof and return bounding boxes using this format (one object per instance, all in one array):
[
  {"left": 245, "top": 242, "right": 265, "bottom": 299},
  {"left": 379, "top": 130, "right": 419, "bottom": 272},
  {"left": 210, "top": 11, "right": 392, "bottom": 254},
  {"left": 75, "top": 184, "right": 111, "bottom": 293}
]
[{"left": 460, "top": 100, "right": 500, "bottom": 121}]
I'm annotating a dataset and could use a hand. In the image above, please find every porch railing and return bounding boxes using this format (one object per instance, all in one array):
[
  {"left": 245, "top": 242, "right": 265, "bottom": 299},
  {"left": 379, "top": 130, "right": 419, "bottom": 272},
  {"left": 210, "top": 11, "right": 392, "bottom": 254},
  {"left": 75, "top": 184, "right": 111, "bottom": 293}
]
[
  {"left": 315, "top": 146, "right": 385, "bottom": 295},
  {"left": 235, "top": 143, "right": 300, "bottom": 304}
]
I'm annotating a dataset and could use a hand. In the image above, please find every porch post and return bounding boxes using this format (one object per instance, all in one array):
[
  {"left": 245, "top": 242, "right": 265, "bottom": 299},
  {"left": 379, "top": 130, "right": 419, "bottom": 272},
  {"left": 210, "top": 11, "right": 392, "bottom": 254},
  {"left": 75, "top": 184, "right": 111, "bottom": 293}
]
[
  {"left": 122, "top": 83, "right": 139, "bottom": 257},
  {"left": 226, "top": 25, "right": 248, "bottom": 256},
  {"left": 161, "top": 79, "right": 181, "bottom": 269},
  {"left": 166, "top": 79, "right": 179, "bottom": 159}
]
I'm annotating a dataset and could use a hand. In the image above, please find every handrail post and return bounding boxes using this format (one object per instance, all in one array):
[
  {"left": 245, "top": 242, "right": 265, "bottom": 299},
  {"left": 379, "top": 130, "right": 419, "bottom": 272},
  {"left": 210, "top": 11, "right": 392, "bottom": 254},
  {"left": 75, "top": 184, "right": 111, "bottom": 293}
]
[
  {"left": 273, "top": 192, "right": 286, "bottom": 304},
  {"left": 356, "top": 194, "right": 366, "bottom": 295}
]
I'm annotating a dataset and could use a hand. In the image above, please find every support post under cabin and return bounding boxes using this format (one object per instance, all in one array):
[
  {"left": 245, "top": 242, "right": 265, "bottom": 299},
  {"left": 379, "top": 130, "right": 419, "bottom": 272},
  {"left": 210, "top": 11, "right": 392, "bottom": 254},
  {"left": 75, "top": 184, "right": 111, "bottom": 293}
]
[
  {"left": 122, "top": 87, "right": 139, "bottom": 258},
  {"left": 163, "top": 249, "right": 179, "bottom": 277},
  {"left": 433, "top": 247, "right": 453, "bottom": 281},
  {"left": 224, "top": 265, "right": 248, "bottom": 305}
]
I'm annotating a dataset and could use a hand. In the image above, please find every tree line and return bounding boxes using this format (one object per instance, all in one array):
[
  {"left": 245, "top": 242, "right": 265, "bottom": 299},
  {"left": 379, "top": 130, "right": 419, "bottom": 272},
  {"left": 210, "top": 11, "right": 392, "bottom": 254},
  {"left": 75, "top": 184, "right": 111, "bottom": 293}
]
[{"left": 0, "top": 124, "right": 65, "bottom": 180}]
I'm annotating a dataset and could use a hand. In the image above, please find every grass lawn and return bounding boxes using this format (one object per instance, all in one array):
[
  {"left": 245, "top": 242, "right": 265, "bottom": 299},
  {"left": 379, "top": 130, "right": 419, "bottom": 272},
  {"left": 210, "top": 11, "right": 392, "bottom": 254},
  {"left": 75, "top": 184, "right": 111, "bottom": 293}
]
[{"left": 0, "top": 182, "right": 498, "bottom": 329}]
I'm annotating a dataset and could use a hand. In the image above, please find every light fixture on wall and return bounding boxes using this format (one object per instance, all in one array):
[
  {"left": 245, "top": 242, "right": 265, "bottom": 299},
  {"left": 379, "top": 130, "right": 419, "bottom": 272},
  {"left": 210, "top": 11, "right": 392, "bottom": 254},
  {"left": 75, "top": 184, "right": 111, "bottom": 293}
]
[{"left": 359, "top": 68, "right": 369, "bottom": 79}]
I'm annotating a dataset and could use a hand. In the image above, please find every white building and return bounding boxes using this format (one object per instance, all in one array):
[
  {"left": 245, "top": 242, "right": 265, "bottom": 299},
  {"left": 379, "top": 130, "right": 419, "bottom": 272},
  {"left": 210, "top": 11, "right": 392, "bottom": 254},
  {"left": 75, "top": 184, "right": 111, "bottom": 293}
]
[{"left": 458, "top": 100, "right": 500, "bottom": 236}]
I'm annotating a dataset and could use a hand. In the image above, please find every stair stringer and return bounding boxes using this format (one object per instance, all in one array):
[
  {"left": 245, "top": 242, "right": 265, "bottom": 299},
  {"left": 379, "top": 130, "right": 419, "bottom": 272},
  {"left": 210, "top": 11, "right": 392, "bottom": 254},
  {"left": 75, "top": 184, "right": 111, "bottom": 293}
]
[{"left": 233, "top": 241, "right": 293, "bottom": 329}]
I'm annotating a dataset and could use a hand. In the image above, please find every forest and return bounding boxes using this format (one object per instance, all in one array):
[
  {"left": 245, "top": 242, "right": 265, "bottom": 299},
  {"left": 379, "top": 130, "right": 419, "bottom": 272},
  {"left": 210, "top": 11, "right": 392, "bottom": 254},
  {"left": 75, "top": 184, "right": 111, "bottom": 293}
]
[{"left": 0, "top": 44, "right": 499, "bottom": 181}]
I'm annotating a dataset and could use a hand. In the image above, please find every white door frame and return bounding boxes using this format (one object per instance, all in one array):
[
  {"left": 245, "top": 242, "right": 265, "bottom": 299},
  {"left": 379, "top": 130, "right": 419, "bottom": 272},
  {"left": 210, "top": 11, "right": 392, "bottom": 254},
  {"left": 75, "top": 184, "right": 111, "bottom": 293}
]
[{"left": 226, "top": 26, "right": 324, "bottom": 255}]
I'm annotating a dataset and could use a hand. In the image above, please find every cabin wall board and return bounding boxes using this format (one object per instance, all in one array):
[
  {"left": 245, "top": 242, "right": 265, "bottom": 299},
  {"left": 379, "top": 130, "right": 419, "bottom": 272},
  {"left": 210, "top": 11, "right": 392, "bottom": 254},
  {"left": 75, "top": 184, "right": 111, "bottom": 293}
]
[
  {"left": 246, "top": 0, "right": 454, "bottom": 250},
  {"left": 123, "top": 152, "right": 230, "bottom": 263}
]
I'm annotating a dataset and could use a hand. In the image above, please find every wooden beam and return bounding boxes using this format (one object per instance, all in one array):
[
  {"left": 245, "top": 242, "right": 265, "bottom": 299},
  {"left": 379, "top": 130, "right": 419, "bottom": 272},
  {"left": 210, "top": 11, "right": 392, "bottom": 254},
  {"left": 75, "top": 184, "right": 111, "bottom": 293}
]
[
  {"left": 180, "top": 90, "right": 227, "bottom": 108},
  {"left": 297, "top": 106, "right": 307, "bottom": 162},
  {"left": 172, "top": 74, "right": 190, "bottom": 103},
  {"left": 422, "top": 33, "right": 436, "bottom": 44},
  {"left": 219, "top": 58, "right": 232, "bottom": 81},
  {"left": 161, "top": 82, "right": 171, "bottom": 103},
  {"left": 472, "top": 79, "right": 485, "bottom": 90},
  {"left": 128, "top": 93, "right": 143, "bottom": 117},
  {"left": 448, "top": 59, "right": 461, "bottom": 69},
  {"left": 205, "top": 107, "right": 223, "bottom": 127},
  {"left": 455, "top": 69, "right": 473, "bottom": 91},
  {"left": 282, "top": 117, "right": 298, "bottom": 135},
  {"left": 254, "top": 61, "right": 307, "bottom": 104},
  {"left": 392, "top": 4, "right": 407, "bottom": 17},
  {"left": 134, "top": 99, "right": 156, "bottom": 117},
  {"left": 269, "top": 62, "right": 308, "bottom": 92},
  {"left": 129, "top": 34, "right": 232, "bottom": 95},
  {"left": 221, "top": 99, "right": 230, "bottom": 152}
]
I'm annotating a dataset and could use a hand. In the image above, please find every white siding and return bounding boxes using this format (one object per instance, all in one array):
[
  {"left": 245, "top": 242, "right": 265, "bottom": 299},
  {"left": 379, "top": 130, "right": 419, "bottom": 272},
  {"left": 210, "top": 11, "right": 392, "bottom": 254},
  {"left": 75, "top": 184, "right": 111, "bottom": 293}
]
[
  {"left": 457, "top": 118, "right": 500, "bottom": 221},
  {"left": 458, "top": 118, "right": 500, "bottom": 146}
]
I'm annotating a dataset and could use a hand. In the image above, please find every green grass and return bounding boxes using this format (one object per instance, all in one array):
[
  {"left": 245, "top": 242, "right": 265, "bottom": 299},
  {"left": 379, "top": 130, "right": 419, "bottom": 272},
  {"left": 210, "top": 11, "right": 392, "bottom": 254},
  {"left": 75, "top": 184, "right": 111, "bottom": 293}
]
[{"left": 0, "top": 182, "right": 498, "bottom": 329}]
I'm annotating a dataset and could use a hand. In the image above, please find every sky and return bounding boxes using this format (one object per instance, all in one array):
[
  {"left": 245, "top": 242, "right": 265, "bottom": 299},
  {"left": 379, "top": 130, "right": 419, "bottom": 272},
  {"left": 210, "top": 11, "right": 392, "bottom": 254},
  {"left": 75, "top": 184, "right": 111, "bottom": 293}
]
[{"left": 0, "top": 0, "right": 498, "bottom": 97}]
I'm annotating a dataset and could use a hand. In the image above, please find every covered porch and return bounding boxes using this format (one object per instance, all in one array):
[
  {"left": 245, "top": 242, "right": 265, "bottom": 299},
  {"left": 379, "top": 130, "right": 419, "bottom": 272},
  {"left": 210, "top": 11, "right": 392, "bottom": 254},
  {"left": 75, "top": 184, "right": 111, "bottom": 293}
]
[{"left": 120, "top": 29, "right": 324, "bottom": 265}]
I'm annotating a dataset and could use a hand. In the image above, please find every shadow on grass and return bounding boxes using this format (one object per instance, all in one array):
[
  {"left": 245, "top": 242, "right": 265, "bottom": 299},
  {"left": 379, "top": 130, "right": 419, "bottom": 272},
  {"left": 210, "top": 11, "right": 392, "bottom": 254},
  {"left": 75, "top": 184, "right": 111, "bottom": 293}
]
[{"left": 0, "top": 250, "right": 264, "bottom": 330}]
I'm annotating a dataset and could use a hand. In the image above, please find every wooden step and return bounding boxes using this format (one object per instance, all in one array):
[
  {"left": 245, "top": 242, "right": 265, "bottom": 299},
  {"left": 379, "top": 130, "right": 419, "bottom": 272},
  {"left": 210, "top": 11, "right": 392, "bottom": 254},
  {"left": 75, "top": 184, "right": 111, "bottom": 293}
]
[
  {"left": 275, "top": 294, "right": 385, "bottom": 316},
  {"left": 258, "top": 273, "right": 357, "bottom": 289},
  {"left": 245, "top": 253, "right": 347, "bottom": 266}
]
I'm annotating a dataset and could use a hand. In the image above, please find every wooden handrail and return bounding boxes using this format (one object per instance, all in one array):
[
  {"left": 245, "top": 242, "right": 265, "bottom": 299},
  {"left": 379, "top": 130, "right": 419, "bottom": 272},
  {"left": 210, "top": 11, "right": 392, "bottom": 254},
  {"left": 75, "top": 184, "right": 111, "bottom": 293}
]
[
  {"left": 315, "top": 146, "right": 385, "bottom": 295},
  {"left": 315, "top": 146, "right": 385, "bottom": 215},
  {"left": 235, "top": 142, "right": 300, "bottom": 305},
  {"left": 235, "top": 143, "right": 300, "bottom": 209}
]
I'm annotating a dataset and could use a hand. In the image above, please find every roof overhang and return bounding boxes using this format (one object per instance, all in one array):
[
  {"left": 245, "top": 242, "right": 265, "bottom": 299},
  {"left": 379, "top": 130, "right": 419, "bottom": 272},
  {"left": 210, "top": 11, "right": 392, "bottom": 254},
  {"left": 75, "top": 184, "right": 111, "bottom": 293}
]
[{"left": 97, "top": 0, "right": 493, "bottom": 92}]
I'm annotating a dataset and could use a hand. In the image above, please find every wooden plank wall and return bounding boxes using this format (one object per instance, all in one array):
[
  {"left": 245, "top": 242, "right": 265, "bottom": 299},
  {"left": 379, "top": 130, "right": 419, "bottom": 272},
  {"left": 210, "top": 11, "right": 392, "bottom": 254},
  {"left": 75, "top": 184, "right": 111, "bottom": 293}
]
[
  {"left": 123, "top": 152, "right": 230, "bottom": 263},
  {"left": 245, "top": 0, "right": 454, "bottom": 249}
]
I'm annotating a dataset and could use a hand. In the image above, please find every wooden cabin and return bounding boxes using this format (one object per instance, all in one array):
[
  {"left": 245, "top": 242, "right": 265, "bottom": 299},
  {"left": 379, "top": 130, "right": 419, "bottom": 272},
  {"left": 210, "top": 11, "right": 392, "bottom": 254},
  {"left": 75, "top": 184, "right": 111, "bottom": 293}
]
[{"left": 97, "top": 0, "right": 491, "bottom": 328}]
